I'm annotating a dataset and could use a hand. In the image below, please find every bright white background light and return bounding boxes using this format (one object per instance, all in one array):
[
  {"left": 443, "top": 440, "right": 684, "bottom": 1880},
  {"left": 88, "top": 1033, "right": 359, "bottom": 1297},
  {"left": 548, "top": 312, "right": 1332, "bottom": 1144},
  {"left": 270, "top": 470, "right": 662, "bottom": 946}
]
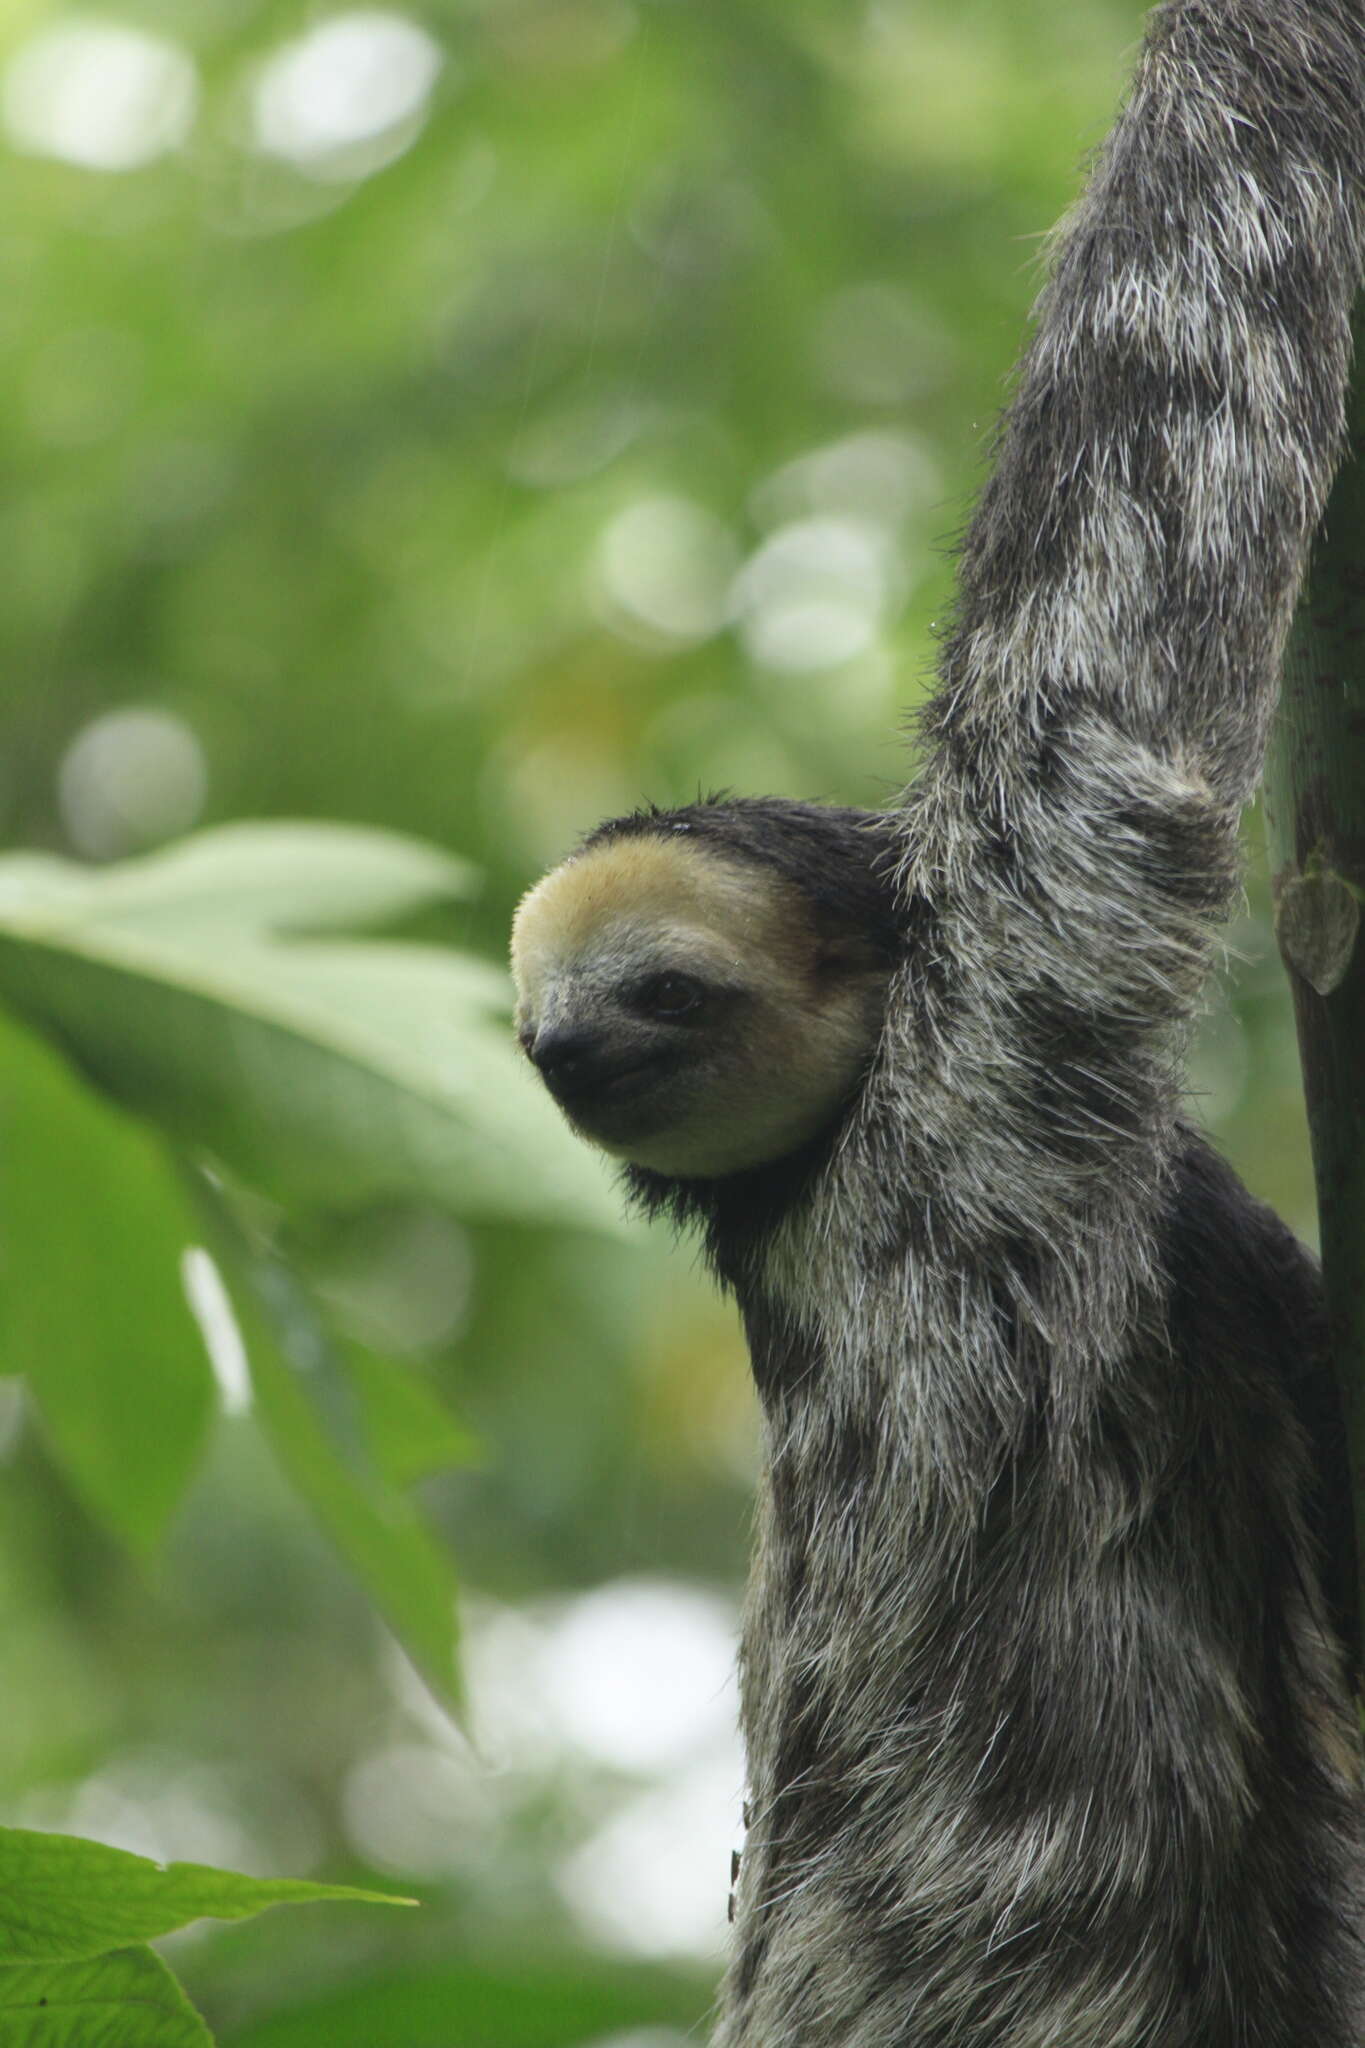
[
  {"left": 3, "top": 20, "right": 198, "bottom": 172},
  {"left": 730, "top": 515, "right": 901, "bottom": 673},
  {"left": 595, "top": 496, "right": 739, "bottom": 649},
  {"left": 558, "top": 1750, "right": 743, "bottom": 1959},
  {"left": 387, "top": 1582, "right": 745, "bottom": 1959},
  {"left": 539, "top": 1576, "right": 739, "bottom": 1774},
  {"left": 252, "top": 11, "right": 444, "bottom": 182}
]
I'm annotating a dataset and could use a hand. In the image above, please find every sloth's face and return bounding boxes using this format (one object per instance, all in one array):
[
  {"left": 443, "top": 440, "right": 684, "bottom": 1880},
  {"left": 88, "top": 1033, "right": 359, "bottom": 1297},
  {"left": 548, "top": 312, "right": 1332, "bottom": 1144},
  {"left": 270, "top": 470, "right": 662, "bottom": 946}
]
[{"left": 510, "top": 835, "right": 888, "bottom": 1180}]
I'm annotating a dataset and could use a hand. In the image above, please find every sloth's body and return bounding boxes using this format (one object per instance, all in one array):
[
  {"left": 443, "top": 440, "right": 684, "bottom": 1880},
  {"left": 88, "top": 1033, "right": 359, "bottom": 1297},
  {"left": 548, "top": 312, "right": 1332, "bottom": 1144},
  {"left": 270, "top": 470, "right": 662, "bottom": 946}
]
[
  {"left": 512, "top": 0, "right": 1365, "bottom": 2038},
  {"left": 515, "top": 800, "right": 1362, "bottom": 2039}
]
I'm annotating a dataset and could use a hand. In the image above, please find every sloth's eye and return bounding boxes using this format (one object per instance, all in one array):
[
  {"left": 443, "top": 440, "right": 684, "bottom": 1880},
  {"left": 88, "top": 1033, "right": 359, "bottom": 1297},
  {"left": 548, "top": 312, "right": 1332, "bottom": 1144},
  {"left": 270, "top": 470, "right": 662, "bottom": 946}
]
[{"left": 635, "top": 972, "right": 705, "bottom": 1019}]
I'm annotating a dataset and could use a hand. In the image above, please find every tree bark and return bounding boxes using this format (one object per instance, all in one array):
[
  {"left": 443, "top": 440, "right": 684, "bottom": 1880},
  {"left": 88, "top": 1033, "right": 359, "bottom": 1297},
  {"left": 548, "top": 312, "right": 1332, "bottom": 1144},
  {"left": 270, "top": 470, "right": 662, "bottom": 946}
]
[{"left": 1264, "top": 298, "right": 1365, "bottom": 1685}]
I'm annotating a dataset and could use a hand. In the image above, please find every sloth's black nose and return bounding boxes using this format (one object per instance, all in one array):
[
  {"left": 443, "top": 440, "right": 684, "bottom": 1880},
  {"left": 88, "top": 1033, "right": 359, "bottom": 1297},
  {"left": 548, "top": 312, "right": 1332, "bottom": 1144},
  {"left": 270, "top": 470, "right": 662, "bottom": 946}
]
[
  {"left": 530, "top": 1024, "right": 672, "bottom": 1111},
  {"left": 529, "top": 1025, "right": 602, "bottom": 1087}
]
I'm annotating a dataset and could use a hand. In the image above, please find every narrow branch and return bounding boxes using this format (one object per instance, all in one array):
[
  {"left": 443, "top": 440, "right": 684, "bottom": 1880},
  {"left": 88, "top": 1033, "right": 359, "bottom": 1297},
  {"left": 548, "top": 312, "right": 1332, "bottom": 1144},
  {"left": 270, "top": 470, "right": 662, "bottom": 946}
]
[{"left": 1264, "top": 295, "right": 1365, "bottom": 1679}]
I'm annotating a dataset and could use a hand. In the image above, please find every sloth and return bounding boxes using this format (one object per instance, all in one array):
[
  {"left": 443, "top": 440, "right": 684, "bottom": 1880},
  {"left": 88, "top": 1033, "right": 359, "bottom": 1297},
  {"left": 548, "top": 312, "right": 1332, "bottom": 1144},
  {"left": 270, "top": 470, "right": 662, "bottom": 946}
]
[
  {"left": 510, "top": 800, "right": 898, "bottom": 1184},
  {"left": 511, "top": 0, "right": 1365, "bottom": 2040}
]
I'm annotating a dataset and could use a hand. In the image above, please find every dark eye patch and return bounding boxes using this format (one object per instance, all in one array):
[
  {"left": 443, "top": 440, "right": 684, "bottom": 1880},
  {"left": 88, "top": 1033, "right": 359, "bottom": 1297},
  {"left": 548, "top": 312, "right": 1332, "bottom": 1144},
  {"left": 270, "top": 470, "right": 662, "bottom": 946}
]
[{"left": 631, "top": 971, "right": 708, "bottom": 1020}]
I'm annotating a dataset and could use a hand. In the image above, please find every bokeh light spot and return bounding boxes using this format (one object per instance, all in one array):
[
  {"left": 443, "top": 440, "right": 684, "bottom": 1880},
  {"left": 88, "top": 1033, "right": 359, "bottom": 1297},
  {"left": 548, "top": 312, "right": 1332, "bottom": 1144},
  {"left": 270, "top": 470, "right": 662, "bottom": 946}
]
[
  {"left": 558, "top": 1751, "right": 742, "bottom": 1959},
  {"left": 586, "top": 2036, "right": 693, "bottom": 2048},
  {"left": 751, "top": 429, "right": 942, "bottom": 532},
  {"left": 251, "top": 11, "right": 445, "bottom": 184},
  {"left": 595, "top": 495, "right": 738, "bottom": 649},
  {"left": 730, "top": 516, "right": 901, "bottom": 674},
  {"left": 3, "top": 20, "right": 197, "bottom": 172},
  {"left": 58, "top": 707, "right": 208, "bottom": 860},
  {"left": 540, "top": 1577, "right": 738, "bottom": 1774},
  {"left": 343, "top": 1741, "right": 494, "bottom": 1877}
]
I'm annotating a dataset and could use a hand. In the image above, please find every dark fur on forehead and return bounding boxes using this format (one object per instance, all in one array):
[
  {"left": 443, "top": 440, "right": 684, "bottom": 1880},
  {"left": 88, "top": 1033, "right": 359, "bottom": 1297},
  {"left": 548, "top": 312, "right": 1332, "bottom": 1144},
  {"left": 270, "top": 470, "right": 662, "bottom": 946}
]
[{"left": 581, "top": 796, "right": 903, "bottom": 961}]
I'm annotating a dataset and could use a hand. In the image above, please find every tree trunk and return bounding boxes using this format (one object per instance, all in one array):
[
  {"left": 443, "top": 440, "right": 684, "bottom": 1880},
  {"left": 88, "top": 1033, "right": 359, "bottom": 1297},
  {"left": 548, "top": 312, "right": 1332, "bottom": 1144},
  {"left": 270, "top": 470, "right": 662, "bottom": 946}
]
[{"left": 1264, "top": 298, "right": 1365, "bottom": 1687}]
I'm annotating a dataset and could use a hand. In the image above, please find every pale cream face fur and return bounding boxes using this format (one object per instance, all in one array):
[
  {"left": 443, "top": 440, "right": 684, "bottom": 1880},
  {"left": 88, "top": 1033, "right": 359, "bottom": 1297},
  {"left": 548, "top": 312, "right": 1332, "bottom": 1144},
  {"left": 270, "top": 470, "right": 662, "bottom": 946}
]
[{"left": 510, "top": 834, "right": 888, "bottom": 1179}]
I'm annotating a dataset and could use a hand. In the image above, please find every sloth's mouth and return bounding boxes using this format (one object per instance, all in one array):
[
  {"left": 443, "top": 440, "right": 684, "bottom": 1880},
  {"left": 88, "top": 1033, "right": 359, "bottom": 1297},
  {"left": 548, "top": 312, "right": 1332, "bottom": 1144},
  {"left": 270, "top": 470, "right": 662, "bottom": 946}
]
[{"left": 548, "top": 1043, "right": 682, "bottom": 1117}]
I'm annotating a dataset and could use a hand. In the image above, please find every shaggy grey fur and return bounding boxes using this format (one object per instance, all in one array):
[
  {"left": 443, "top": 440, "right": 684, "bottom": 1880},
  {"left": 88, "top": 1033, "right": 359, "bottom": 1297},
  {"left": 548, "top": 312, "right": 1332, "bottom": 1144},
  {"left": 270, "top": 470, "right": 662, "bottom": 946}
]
[
  {"left": 521, "top": 0, "right": 1365, "bottom": 2037},
  {"left": 707, "top": 1, "right": 1365, "bottom": 2039}
]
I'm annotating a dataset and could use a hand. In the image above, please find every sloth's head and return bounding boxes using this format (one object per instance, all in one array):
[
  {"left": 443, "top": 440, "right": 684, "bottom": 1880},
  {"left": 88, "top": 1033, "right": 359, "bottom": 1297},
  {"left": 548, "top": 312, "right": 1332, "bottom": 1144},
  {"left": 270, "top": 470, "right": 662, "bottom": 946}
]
[{"left": 510, "top": 798, "right": 898, "bottom": 1181}]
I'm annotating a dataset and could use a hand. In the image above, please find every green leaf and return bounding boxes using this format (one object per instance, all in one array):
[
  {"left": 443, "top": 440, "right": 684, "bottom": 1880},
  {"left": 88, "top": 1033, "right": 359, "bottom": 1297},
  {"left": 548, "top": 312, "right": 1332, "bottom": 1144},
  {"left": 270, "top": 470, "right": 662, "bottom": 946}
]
[
  {"left": 0, "top": 823, "right": 625, "bottom": 1233},
  {"left": 216, "top": 1955, "right": 708, "bottom": 2048},
  {"left": 343, "top": 1349, "right": 482, "bottom": 1489},
  {"left": 0, "top": 1947, "right": 212, "bottom": 2048},
  {"left": 190, "top": 1178, "right": 463, "bottom": 1708},
  {"left": 0, "top": 1828, "right": 407, "bottom": 1965},
  {"left": 249, "top": 1333, "right": 464, "bottom": 1705},
  {"left": 0, "top": 1010, "right": 214, "bottom": 1552},
  {"left": 0, "top": 823, "right": 474, "bottom": 938}
]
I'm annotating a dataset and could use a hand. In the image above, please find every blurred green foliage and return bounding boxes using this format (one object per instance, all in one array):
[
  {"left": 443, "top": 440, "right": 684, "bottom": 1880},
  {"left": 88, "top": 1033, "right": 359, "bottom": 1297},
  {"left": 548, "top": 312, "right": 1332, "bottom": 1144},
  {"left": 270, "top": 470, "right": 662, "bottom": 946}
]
[{"left": 0, "top": 0, "right": 1317, "bottom": 2041}]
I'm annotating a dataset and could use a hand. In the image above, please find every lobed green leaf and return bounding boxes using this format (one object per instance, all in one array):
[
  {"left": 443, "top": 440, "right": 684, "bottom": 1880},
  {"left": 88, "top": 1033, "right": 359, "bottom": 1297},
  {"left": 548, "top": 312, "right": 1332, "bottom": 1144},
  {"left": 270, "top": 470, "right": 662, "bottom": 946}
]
[
  {"left": 0, "top": 1011, "right": 214, "bottom": 1551},
  {"left": 0, "top": 823, "right": 625, "bottom": 1234},
  {"left": 343, "top": 1347, "right": 482, "bottom": 1489},
  {"left": 0, "top": 1827, "right": 408, "bottom": 1966},
  {"left": 189, "top": 1176, "right": 463, "bottom": 1708},
  {"left": 0, "top": 1947, "right": 212, "bottom": 2048}
]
